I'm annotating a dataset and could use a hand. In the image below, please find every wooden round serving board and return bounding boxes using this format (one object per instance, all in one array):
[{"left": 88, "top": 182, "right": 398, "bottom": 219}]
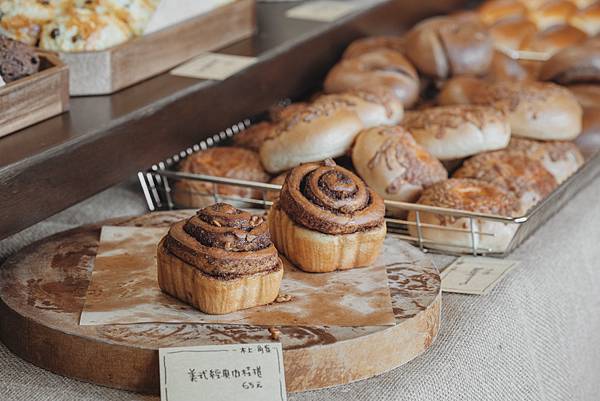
[{"left": 0, "top": 211, "right": 441, "bottom": 395}]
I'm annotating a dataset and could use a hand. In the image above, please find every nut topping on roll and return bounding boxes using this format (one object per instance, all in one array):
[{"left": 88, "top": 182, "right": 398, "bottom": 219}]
[
  {"left": 323, "top": 49, "right": 419, "bottom": 107},
  {"left": 279, "top": 161, "right": 385, "bottom": 235},
  {"left": 352, "top": 127, "right": 447, "bottom": 204},
  {"left": 453, "top": 151, "right": 558, "bottom": 213},
  {"left": 157, "top": 203, "right": 283, "bottom": 314},
  {"left": 402, "top": 105, "right": 511, "bottom": 160},
  {"left": 164, "top": 204, "right": 280, "bottom": 279}
]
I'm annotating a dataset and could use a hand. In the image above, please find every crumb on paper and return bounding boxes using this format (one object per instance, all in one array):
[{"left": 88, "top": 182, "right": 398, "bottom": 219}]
[{"left": 268, "top": 327, "right": 281, "bottom": 341}]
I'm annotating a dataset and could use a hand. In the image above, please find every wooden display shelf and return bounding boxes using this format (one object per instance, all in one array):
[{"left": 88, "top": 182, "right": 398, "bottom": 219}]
[{"left": 0, "top": 0, "right": 468, "bottom": 241}]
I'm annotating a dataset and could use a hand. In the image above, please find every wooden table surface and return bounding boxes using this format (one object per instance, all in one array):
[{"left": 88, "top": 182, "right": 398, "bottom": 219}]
[{"left": 0, "top": 0, "right": 468, "bottom": 240}]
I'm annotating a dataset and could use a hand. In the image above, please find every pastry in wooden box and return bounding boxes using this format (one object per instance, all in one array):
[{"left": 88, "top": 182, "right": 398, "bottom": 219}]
[
  {"left": 173, "top": 147, "right": 270, "bottom": 209},
  {"left": 351, "top": 126, "right": 447, "bottom": 204},
  {"left": 157, "top": 203, "right": 283, "bottom": 314},
  {"left": 0, "top": 0, "right": 60, "bottom": 45},
  {"left": 71, "top": 0, "right": 159, "bottom": 35},
  {"left": 408, "top": 178, "right": 519, "bottom": 253},
  {"left": 0, "top": 35, "right": 40, "bottom": 82},
  {"left": 268, "top": 160, "right": 386, "bottom": 273}
]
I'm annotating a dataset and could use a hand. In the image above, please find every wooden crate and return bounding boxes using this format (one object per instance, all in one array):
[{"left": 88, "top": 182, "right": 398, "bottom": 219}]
[
  {"left": 0, "top": 53, "right": 69, "bottom": 139},
  {"left": 60, "top": 0, "right": 256, "bottom": 96}
]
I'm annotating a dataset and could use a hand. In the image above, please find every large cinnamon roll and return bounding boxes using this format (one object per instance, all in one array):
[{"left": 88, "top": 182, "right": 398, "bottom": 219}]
[
  {"left": 268, "top": 161, "right": 386, "bottom": 273},
  {"left": 157, "top": 203, "right": 283, "bottom": 314}
]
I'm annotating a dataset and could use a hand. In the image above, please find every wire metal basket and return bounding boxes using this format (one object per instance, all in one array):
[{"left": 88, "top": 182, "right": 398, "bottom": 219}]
[{"left": 139, "top": 119, "right": 600, "bottom": 258}]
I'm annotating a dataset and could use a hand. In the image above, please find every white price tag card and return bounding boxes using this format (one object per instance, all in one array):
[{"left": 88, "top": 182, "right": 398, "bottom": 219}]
[
  {"left": 285, "top": 1, "right": 360, "bottom": 22},
  {"left": 171, "top": 53, "right": 257, "bottom": 81},
  {"left": 159, "top": 343, "right": 287, "bottom": 401},
  {"left": 441, "top": 256, "right": 519, "bottom": 295}
]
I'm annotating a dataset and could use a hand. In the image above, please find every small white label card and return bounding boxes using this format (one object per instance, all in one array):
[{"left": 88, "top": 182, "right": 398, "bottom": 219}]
[
  {"left": 441, "top": 256, "right": 519, "bottom": 295},
  {"left": 285, "top": 1, "right": 361, "bottom": 22},
  {"left": 159, "top": 343, "right": 287, "bottom": 401},
  {"left": 171, "top": 53, "right": 257, "bottom": 81}
]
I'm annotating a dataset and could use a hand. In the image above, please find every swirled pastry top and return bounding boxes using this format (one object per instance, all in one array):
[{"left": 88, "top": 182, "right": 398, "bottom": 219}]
[
  {"left": 163, "top": 203, "right": 281, "bottom": 279},
  {"left": 278, "top": 161, "right": 385, "bottom": 235}
]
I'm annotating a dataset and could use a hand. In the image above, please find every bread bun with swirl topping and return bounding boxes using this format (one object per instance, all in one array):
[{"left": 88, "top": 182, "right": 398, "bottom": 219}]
[
  {"left": 268, "top": 160, "right": 386, "bottom": 273},
  {"left": 453, "top": 150, "right": 558, "bottom": 213},
  {"left": 402, "top": 105, "right": 511, "bottom": 160},
  {"left": 438, "top": 77, "right": 583, "bottom": 140},
  {"left": 323, "top": 49, "right": 419, "bottom": 107},
  {"left": 173, "top": 147, "right": 270, "bottom": 208},
  {"left": 506, "top": 137, "right": 584, "bottom": 183},
  {"left": 351, "top": 127, "right": 447, "bottom": 206},
  {"left": 404, "top": 15, "right": 493, "bottom": 79},
  {"left": 408, "top": 179, "right": 519, "bottom": 253},
  {"left": 157, "top": 203, "right": 283, "bottom": 314},
  {"left": 259, "top": 99, "right": 364, "bottom": 174}
]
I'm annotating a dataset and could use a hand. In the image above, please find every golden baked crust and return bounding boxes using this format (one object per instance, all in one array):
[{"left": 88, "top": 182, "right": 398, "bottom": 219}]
[
  {"left": 520, "top": 24, "right": 587, "bottom": 56},
  {"left": 342, "top": 35, "right": 406, "bottom": 59},
  {"left": 569, "top": 4, "right": 600, "bottom": 36},
  {"left": 453, "top": 150, "right": 558, "bottom": 212},
  {"left": 269, "top": 102, "right": 309, "bottom": 123},
  {"left": 404, "top": 15, "right": 493, "bottom": 79},
  {"left": 488, "top": 18, "right": 538, "bottom": 52},
  {"left": 539, "top": 39, "right": 600, "bottom": 84},
  {"left": 157, "top": 203, "right": 283, "bottom": 314},
  {"left": 528, "top": 1, "right": 577, "bottom": 30},
  {"left": 486, "top": 50, "right": 531, "bottom": 82},
  {"left": 174, "top": 147, "right": 269, "bottom": 208},
  {"left": 352, "top": 126, "right": 447, "bottom": 203},
  {"left": 323, "top": 48, "right": 419, "bottom": 107},
  {"left": 232, "top": 122, "right": 274, "bottom": 152},
  {"left": 478, "top": 0, "right": 528, "bottom": 25}
]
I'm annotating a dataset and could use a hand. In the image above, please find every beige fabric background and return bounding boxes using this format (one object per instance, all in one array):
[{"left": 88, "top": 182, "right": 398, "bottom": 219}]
[{"left": 1, "top": 177, "right": 599, "bottom": 401}]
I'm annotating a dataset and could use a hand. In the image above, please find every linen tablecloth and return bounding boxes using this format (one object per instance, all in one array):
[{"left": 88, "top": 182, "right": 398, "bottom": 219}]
[{"left": 1, "top": 177, "right": 599, "bottom": 401}]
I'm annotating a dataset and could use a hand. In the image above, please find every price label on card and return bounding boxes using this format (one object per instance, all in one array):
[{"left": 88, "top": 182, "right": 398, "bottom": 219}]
[
  {"left": 441, "top": 256, "right": 519, "bottom": 295},
  {"left": 171, "top": 53, "right": 257, "bottom": 81},
  {"left": 159, "top": 343, "right": 287, "bottom": 401},
  {"left": 285, "top": 1, "right": 361, "bottom": 22}
]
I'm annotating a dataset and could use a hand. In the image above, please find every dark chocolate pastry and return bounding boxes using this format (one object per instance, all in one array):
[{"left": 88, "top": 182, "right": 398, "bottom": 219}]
[{"left": 0, "top": 35, "right": 40, "bottom": 83}]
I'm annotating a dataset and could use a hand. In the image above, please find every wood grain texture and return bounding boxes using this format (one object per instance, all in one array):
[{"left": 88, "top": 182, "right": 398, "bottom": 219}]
[
  {"left": 61, "top": 0, "right": 256, "bottom": 95},
  {"left": 0, "top": 54, "right": 69, "bottom": 138},
  {"left": 0, "top": 211, "right": 441, "bottom": 394}
]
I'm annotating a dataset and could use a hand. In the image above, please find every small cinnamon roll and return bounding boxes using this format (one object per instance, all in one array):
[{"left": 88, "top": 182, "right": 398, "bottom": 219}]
[
  {"left": 157, "top": 203, "right": 283, "bottom": 314},
  {"left": 268, "top": 161, "right": 386, "bottom": 273}
]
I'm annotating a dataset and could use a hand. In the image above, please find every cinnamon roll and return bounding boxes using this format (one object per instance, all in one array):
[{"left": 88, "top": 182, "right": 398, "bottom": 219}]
[
  {"left": 259, "top": 100, "right": 363, "bottom": 174},
  {"left": 268, "top": 161, "right": 386, "bottom": 273},
  {"left": 157, "top": 203, "right": 283, "bottom": 314},
  {"left": 323, "top": 49, "right": 420, "bottom": 108},
  {"left": 407, "top": 179, "right": 519, "bottom": 253},
  {"left": 351, "top": 127, "right": 447, "bottom": 205},
  {"left": 453, "top": 150, "right": 558, "bottom": 214}
]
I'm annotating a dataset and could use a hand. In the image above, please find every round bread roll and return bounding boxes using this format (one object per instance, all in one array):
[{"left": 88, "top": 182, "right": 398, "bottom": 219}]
[
  {"left": 539, "top": 40, "right": 600, "bottom": 84},
  {"left": 506, "top": 137, "right": 584, "bottom": 183},
  {"left": 519, "top": 24, "right": 588, "bottom": 57},
  {"left": 438, "top": 77, "right": 583, "bottom": 140},
  {"left": 402, "top": 105, "right": 511, "bottom": 160},
  {"left": 569, "top": 3, "right": 600, "bottom": 36},
  {"left": 489, "top": 18, "right": 538, "bottom": 53},
  {"left": 342, "top": 35, "right": 406, "bottom": 59},
  {"left": 569, "top": 84, "right": 600, "bottom": 152},
  {"left": 486, "top": 50, "right": 532, "bottom": 81},
  {"left": 404, "top": 15, "right": 493, "bottom": 79},
  {"left": 314, "top": 90, "right": 404, "bottom": 128},
  {"left": 259, "top": 100, "right": 363, "bottom": 173},
  {"left": 173, "top": 147, "right": 270, "bottom": 208},
  {"left": 567, "top": 0, "right": 597, "bottom": 9},
  {"left": 528, "top": 1, "right": 577, "bottom": 31},
  {"left": 519, "top": 0, "right": 558, "bottom": 10},
  {"left": 478, "top": 0, "right": 528, "bottom": 25},
  {"left": 323, "top": 49, "right": 419, "bottom": 108},
  {"left": 351, "top": 126, "right": 447, "bottom": 206},
  {"left": 453, "top": 150, "right": 558, "bottom": 213},
  {"left": 407, "top": 178, "right": 519, "bottom": 253},
  {"left": 232, "top": 122, "right": 274, "bottom": 152},
  {"left": 269, "top": 102, "right": 308, "bottom": 123}
]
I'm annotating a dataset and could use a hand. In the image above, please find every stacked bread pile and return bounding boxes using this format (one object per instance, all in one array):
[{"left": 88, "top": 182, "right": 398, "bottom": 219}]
[
  {"left": 0, "top": 0, "right": 159, "bottom": 51},
  {"left": 174, "top": 9, "right": 600, "bottom": 253}
]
